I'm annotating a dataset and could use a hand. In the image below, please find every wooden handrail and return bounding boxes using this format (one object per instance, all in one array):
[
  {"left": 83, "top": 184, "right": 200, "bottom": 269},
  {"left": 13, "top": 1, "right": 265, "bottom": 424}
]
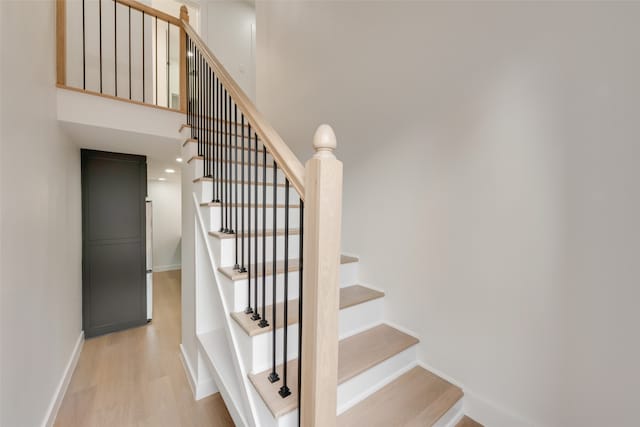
[
  {"left": 181, "top": 20, "right": 306, "bottom": 199},
  {"left": 115, "top": 0, "right": 181, "bottom": 27}
]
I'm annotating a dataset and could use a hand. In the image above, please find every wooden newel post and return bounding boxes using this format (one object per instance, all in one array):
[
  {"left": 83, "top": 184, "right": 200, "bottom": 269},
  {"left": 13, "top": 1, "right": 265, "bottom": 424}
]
[
  {"left": 56, "top": 0, "right": 66, "bottom": 85},
  {"left": 300, "top": 125, "right": 342, "bottom": 427},
  {"left": 179, "top": 5, "right": 190, "bottom": 113}
]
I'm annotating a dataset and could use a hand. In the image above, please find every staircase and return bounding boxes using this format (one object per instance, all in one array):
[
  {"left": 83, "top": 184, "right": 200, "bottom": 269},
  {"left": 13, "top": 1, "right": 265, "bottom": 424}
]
[
  {"left": 182, "top": 117, "right": 470, "bottom": 426},
  {"left": 56, "top": 0, "right": 481, "bottom": 425},
  {"left": 182, "top": 124, "right": 469, "bottom": 427}
]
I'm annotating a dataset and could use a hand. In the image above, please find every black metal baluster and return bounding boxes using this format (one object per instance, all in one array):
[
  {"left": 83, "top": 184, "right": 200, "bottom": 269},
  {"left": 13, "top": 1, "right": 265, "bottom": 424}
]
[
  {"left": 217, "top": 80, "right": 222, "bottom": 203},
  {"left": 259, "top": 143, "right": 268, "bottom": 328},
  {"left": 241, "top": 114, "right": 250, "bottom": 313},
  {"left": 167, "top": 21, "right": 170, "bottom": 108},
  {"left": 211, "top": 75, "right": 216, "bottom": 198},
  {"left": 99, "top": 0, "right": 102, "bottom": 93},
  {"left": 199, "top": 50, "right": 203, "bottom": 160},
  {"left": 247, "top": 124, "right": 255, "bottom": 318},
  {"left": 205, "top": 65, "right": 210, "bottom": 178},
  {"left": 114, "top": 0, "right": 117, "bottom": 96},
  {"left": 227, "top": 95, "right": 233, "bottom": 234},
  {"left": 251, "top": 131, "right": 260, "bottom": 322},
  {"left": 214, "top": 72, "right": 218, "bottom": 185},
  {"left": 196, "top": 48, "right": 201, "bottom": 158},
  {"left": 227, "top": 94, "right": 231, "bottom": 233},
  {"left": 268, "top": 161, "right": 279, "bottom": 383},
  {"left": 192, "top": 46, "right": 196, "bottom": 145},
  {"left": 203, "top": 62, "right": 207, "bottom": 177},
  {"left": 82, "top": 0, "right": 86, "bottom": 89},
  {"left": 210, "top": 68, "right": 213, "bottom": 180},
  {"left": 211, "top": 71, "right": 216, "bottom": 189},
  {"left": 211, "top": 70, "right": 215, "bottom": 182},
  {"left": 279, "top": 179, "right": 291, "bottom": 398},
  {"left": 155, "top": 16, "right": 158, "bottom": 105},
  {"left": 213, "top": 80, "right": 217, "bottom": 199},
  {"left": 297, "top": 200, "right": 304, "bottom": 423},
  {"left": 186, "top": 37, "right": 190, "bottom": 127},
  {"left": 128, "top": 6, "right": 131, "bottom": 100},
  {"left": 220, "top": 88, "right": 226, "bottom": 232},
  {"left": 234, "top": 105, "right": 239, "bottom": 269},
  {"left": 223, "top": 89, "right": 229, "bottom": 233}
]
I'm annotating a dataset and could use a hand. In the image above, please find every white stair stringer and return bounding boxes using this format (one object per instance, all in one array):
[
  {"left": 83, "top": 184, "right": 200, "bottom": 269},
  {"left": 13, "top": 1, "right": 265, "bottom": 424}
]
[{"left": 192, "top": 192, "right": 261, "bottom": 427}]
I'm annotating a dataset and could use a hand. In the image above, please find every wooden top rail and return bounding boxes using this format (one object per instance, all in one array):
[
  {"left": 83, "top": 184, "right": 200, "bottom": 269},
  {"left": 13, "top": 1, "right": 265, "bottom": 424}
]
[
  {"left": 115, "top": 0, "right": 181, "bottom": 26},
  {"left": 181, "top": 20, "right": 306, "bottom": 199}
]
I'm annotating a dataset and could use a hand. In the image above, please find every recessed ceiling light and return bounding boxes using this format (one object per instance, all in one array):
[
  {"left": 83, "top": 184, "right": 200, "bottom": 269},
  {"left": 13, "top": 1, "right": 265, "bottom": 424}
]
[
  {"left": 176, "top": 157, "right": 183, "bottom": 163},
  {"left": 165, "top": 168, "right": 175, "bottom": 174},
  {"left": 158, "top": 177, "right": 166, "bottom": 181}
]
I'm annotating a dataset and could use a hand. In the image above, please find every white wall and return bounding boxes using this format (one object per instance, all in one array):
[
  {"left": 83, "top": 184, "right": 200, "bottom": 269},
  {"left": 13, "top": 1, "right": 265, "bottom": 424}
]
[
  {"left": 0, "top": 1, "right": 83, "bottom": 426},
  {"left": 148, "top": 179, "right": 182, "bottom": 271},
  {"left": 202, "top": 0, "right": 255, "bottom": 100},
  {"left": 256, "top": 2, "right": 640, "bottom": 426}
]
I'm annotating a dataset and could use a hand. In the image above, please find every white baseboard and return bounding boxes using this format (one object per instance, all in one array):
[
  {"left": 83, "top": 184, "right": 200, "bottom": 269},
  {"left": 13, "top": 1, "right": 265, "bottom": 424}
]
[
  {"left": 154, "top": 264, "right": 182, "bottom": 272},
  {"left": 417, "top": 360, "right": 534, "bottom": 427},
  {"left": 43, "top": 330, "right": 84, "bottom": 427},
  {"left": 179, "top": 344, "right": 218, "bottom": 400}
]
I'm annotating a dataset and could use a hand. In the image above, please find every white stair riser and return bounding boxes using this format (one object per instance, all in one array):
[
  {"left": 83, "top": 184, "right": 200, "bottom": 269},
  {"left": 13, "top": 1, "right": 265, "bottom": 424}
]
[
  {"left": 249, "top": 383, "right": 289, "bottom": 427},
  {"left": 194, "top": 180, "right": 300, "bottom": 204},
  {"left": 238, "top": 298, "right": 384, "bottom": 374},
  {"left": 336, "top": 347, "right": 417, "bottom": 414},
  {"left": 203, "top": 205, "right": 302, "bottom": 232},
  {"left": 222, "top": 262, "right": 359, "bottom": 313},
  {"left": 184, "top": 130, "right": 256, "bottom": 143},
  {"left": 188, "top": 158, "right": 288, "bottom": 184},
  {"left": 215, "top": 234, "right": 301, "bottom": 266}
]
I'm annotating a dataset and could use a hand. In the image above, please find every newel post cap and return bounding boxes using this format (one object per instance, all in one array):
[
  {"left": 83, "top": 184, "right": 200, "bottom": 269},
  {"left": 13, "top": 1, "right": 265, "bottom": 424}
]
[
  {"left": 313, "top": 124, "right": 337, "bottom": 158},
  {"left": 180, "top": 5, "right": 189, "bottom": 21}
]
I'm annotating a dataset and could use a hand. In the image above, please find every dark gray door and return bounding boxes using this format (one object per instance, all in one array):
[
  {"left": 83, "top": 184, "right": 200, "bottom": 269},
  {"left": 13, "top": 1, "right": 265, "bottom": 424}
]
[{"left": 82, "top": 150, "right": 147, "bottom": 337}]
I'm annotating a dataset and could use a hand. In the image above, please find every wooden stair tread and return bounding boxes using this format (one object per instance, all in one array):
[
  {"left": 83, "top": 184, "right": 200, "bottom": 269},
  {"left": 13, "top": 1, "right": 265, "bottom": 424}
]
[
  {"left": 219, "top": 254, "right": 358, "bottom": 281},
  {"left": 188, "top": 155, "right": 275, "bottom": 168},
  {"left": 199, "top": 201, "right": 300, "bottom": 209},
  {"left": 337, "top": 366, "right": 463, "bottom": 427},
  {"left": 250, "top": 324, "right": 419, "bottom": 418},
  {"left": 193, "top": 176, "right": 286, "bottom": 187},
  {"left": 456, "top": 416, "right": 483, "bottom": 427},
  {"left": 231, "top": 285, "right": 384, "bottom": 336},
  {"left": 209, "top": 229, "right": 301, "bottom": 240},
  {"left": 183, "top": 138, "right": 262, "bottom": 150},
  {"left": 183, "top": 121, "right": 251, "bottom": 130},
  {"left": 181, "top": 120, "right": 250, "bottom": 131}
]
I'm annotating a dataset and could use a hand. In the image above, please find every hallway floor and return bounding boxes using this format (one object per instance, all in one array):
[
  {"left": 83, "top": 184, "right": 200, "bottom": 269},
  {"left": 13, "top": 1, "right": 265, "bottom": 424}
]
[{"left": 54, "top": 270, "right": 234, "bottom": 427}]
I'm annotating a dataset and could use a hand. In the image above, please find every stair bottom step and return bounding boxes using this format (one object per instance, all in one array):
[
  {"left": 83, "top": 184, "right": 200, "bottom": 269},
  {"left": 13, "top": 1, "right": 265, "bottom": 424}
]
[
  {"left": 337, "top": 366, "right": 463, "bottom": 427},
  {"left": 249, "top": 324, "right": 419, "bottom": 418}
]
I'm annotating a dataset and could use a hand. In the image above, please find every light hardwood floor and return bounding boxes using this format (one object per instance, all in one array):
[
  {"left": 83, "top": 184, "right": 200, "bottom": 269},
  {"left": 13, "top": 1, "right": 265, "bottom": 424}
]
[
  {"left": 54, "top": 270, "right": 234, "bottom": 427},
  {"left": 456, "top": 415, "right": 483, "bottom": 427}
]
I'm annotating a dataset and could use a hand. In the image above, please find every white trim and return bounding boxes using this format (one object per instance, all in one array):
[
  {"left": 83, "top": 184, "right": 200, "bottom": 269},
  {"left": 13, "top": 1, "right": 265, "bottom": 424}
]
[
  {"left": 180, "top": 344, "right": 199, "bottom": 397},
  {"left": 153, "top": 264, "right": 182, "bottom": 272},
  {"left": 417, "top": 360, "right": 534, "bottom": 427},
  {"left": 43, "top": 331, "right": 84, "bottom": 427},
  {"left": 179, "top": 344, "right": 218, "bottom": 400},
  {"left": 193, "top": 193, "right": 257, "bottom": 426}
]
